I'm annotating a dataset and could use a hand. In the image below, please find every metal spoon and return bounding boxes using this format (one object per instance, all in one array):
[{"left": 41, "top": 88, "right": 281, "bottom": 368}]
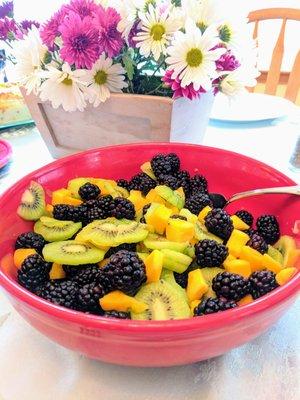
[{"left": 209, "top": 185, "right": 300, "bottom": 208}]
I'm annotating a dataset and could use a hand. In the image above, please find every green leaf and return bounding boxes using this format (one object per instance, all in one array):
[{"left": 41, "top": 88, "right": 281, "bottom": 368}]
[{"left": 122, "top": 53, "right": 135, "bottom": 81}]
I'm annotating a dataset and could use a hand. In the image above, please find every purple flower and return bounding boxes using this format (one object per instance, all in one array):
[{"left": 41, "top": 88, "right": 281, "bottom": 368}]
[
  {"left": 163, "top": 70, "right": 206, "bottom": 100},
  {"left": 40, "top": 8, "right": 67, "bottom": 49},
  {"left": 20, "top": 20, "right": 40, "bottom": 32},
  {"left": 94, "top": 6, "right": 124, "bottom": 58},
  {"left": 60, "top": 12, "right": 100, "bottom": 69},
  {"left": 64, "top": 0, "right": 99, "bottom": 18},
  {"left": 216, "top": 51, "right": 240, "bottom": 72},
  {"left": 0, "top": 17, "right": 17, "bottom": 40},
  {"left": 0, "top": 1, "right": 13, "bottom": 19},
  {"left": 128, "top": 20, "right": 141, "bottom": 48}
]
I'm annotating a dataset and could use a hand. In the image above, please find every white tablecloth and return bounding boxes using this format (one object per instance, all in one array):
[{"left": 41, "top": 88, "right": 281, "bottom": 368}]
[{"left": 0, "top": 110, "right": 299, "bottom": 400}]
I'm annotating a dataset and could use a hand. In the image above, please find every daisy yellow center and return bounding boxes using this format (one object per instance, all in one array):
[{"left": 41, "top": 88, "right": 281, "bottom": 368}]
[
  {"left": 186, "top": 48, "right": 203, "bottom": 67},
  {"left": 150, "top": 24, "right": 166, "bottom": 41},
  {"left": 94, "top": 70, "right": 108, "bottom": 85},
  {"left": 62, "top": 77, "right": 73, "bottom": 86}
]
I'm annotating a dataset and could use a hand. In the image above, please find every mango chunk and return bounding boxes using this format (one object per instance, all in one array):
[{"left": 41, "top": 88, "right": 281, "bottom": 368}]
[
  {"left": 238, "top": 294, "right": 254, "bottom": 306},
  {"left": 240, "top": 246, "right": 264, "bottom": 271},
  {"left": 100, "top": 291, "right": 147, "bottom": 313},
  {"left": 231, "top": 215, "right": 250, "bottom": 230},
  {"left": 145, "top": 204, "right": 172, "bottom": 235},
  {"left": 52, "top": 188, "right": 82, "bottom": 206},
  {"left": 145, "top": 250, "right": 164, "bottom": 283},
  {"left": 198, "top": 206, "right": 212, "bottom": 224},
  {"left": 261, "top": 253, "right": 282, "bottom": 274},
  {"left": 223, "top": 254, "right": 236, "bottom": 269},
  {"left": 225, "top": 259, "right": 251, "bottom": 278},
  {"left": 276, "top": 267, "right": 297, "bottom": 286},
  {"left": 166, "top": 218, "right": 195, "bottom": 243},
  {"left": 187, "top": 269, "right": 208, "bottom": 302},
  {"left": 227, "top": 229, "right": 250, "bottom": 257},
  {"left": 145, "top": 189, "right": 166, "bottom": 205},
  {"left": 14, "top": 248, "right": 37, "bottom": 269},
  {"left": 128, "top": 190, "right": 148, "bottom": 212},
  {"left": 49, "top": 263, "right": 66, "bottom": 279}
]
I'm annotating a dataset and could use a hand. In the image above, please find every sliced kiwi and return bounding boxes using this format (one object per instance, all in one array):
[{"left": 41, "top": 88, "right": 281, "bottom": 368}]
[
  {"left": 160, "top": 269, "right": 188, "bottom": 302},
  {"left": 155, "top": 185, "right": 185, "bottom": 210},
  {"left": 141, "top": 161, "right": 156, "bottom": 180},
  {"left": 268, "top": 245, "right": 284, "bottom": 264},
  {"left": 201, "top": 267, "right": 224, "bottom": 298},
  {"left": 137, "top": 252, "right": 149, "bottom": 262},
  {"left": 179, "top": 208, "right": 198, "bottom": 223},
  {"left": 34, "top": 216, "right": 82, "bottom": 242},
  {"left": 143, "top": 233, "right": 188, "bottom": 253},
  {"left": 161, "top": 249, "right": 192, "bottom": 273},
  {"left": 17, "top": 181, "right": 46, "bottom": 221},
  {"left": 274, "top": 235, "right": 298, "bottom": 268},
  {"left": 194, "top": 221, "right": 223, "bottom": 243},
  {"left": 76, "top": 217, "right": 149, "bottom": 247},
  {"left": 43, "top": 240, "right": 105, "bottom": 265},
  {"left": 131, "top": 280, "right": 190, "bottom": 320},
  {"left": 183, "top": 244, "right": 196, "bottom": 258}
]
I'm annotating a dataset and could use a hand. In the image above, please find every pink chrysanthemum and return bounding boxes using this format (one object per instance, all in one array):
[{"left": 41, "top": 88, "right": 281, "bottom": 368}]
[
  {"left": 0, "top": 17, "right": 17, "bottom": 40},
  {"left": 216, "top": 51, "right": 240, "bottom": 71},
  {"left": 20, "top": 20, "right": 40, "bottom": 32},
  {"left": 94, "top": 6, "right": 124, "bottom": 58},
  {"left": 40, "top": 8, "right": 67, "bottom": 49},
  {"left": 60, "top": 12, "right": 100, "bottom": 69},
  {"left": 163, "top": 70, "right": 206, "bottom": 100},
  {"left": 64, "top": 0, "right": 98, "bottom": 18}
]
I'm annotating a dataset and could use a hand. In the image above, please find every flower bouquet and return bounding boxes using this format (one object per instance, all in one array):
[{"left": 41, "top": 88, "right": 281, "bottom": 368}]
[{"left": 1, "top": 0, "right": 259, "bottom": 156}]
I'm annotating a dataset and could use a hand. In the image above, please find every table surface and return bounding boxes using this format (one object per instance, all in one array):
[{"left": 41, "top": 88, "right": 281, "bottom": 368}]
[{"left": 0, "top": 106, "right": 300, "bottom": 400}]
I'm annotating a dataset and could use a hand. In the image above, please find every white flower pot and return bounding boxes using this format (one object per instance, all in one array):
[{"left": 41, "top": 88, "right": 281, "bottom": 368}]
[{"left": 22, "top": 90, "right": 214, "bottom": 158}]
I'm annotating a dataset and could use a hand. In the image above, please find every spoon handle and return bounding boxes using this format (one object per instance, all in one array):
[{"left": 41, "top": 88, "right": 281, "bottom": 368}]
[{"left": 228, "top": 185, "right": 300, "bottom": 204}]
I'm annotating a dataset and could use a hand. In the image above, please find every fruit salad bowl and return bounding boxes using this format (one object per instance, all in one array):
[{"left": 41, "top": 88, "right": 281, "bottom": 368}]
[{"left": 0, "top": 143, "right": 299, "bottom": 367}]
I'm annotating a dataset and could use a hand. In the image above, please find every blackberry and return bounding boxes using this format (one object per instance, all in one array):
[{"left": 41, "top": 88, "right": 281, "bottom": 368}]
[
  {"left": 102, "top": 250, "right": 146, "bottom": 295},
  {"left": 245, "top": 228, "right": 257, "bottom": 238},
  {"left": 212, "top": 271, "right": 250, "bottom": 301},
  {"left": 194, "top": 297, "right": 237, "bottom": 316},
  {"left": 129, "top": 172, "right": 156, "bottom": 195},
  {"left": 195, "top": 239, "right": 228, "bottom": 268},
  {"left": 256, "top": 215, "right": 280, "bottom": 245},
  {"left": 15, "top": 232, "right": 46, "bottom": 254},
  {"left": 235, "top": 210, "right": 254, "bottom": 227},
  {"left": 185, "top": 193, "right": 212, "bottom": 215},
  {"left": 117, "top": 179, "right": 131, "bottom": 191},
  {"left": 84, "top": 195, "right": 114, "bottom": 224},
  {"left": 63, "top": 264, "right": 102, "bottom": 286},
  {"left": 140, "top": 204, "right": 151, "bottom": 223},
  {"left": 190, "top": 174, "right": 208, "bottom": 194},
  {"left": 205, "top": 208, "right": 234, "bottom": 241},
  {"left": 247, "top": 233, "right": 268, "bottom": 254},
  {"left": 105, "top": 243, "right": 137, "bottom": 259},
  {"left": 176, "top": 170, "right": 191, "bottom": 196},
  {"left": 170, "top": 215, "right": 187, "bottom": 221},
  {"left": 77, "top": 282, "right": 105, "bottom": 314},
  {"left": 150, "top": 153, "right": 179, "bottom": 178},
  {"left": 78, "top": 182, "right": 101, "bottom": 201},
  {"left": 249, "top": 270, "right": 278, "bottom": 299},
  {"left": 39, "top": 280, "right": 79, "bottom": 309},
  {"left": 103, "top": 311, "right": 131, "bottom": 319},
  {"left": 158, "top": 175, "right": 180, "bottom": 190},
  {"left": 17, "top": 254, "right": 51, "bottom": 293},
  {"left": 209, "top": 193, "right": 227, "bottom": 209},
  {"left": 53, "top": 204, "right": 84, "bottom": 223},
  {"left": 174, "top": 271, "right": 188, "bottom": 288},
  {"left": 111, "top": 197, "right": 135, "bottom": 220}
]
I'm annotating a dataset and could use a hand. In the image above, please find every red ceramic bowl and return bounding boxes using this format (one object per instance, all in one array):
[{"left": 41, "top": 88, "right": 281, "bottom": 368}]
[{"left": 0, "top": 143, "right": 299, "bottom": 367}]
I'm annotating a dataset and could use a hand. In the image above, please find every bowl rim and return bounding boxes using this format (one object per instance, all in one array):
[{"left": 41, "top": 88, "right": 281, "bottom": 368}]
[{"left": 0, "top": 142, "right": 299, "bottom": 334}]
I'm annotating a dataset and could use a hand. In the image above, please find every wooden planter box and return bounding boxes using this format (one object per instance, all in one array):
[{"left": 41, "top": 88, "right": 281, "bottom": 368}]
[{"left": 23, "top": 91, "right": 173, "bottom": 158}]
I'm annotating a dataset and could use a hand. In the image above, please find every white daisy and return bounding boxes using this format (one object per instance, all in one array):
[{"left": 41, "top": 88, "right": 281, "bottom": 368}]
[
  {"left": 13, "top": 26, "right": 47, "bottom": 95},
  {"left": 218, "top": 16, "right": 253, "bottom": 52},
  {"left": 84, "top": 54, "right": 128, "bottom": 107},
  {"left": 166, "top": 19, "right": 226, "bottom": 90},
  {"left": 182, "top": 0, "right": 221, "bottom": 32},
  {"left": 135, "top": 4, "right": 181, "bottom": 61},
  {"left": 219, "top": 65, "right": 260, "bottom": 97},
  {"left": 117, "top": 0, "right": 145, "bottom": 43},
  {"left": 39, "top": 63, "right": 87, "bottom": 112}
]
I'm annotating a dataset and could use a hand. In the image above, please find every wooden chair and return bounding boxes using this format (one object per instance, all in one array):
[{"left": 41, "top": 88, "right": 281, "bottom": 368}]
[{"left": 248, "top": 8, "right": 300, "bottom": 103}]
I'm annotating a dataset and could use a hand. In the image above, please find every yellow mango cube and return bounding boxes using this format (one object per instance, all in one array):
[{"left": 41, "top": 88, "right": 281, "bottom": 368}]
[
  {"left": 225, "top": 259, "right": 251, "bottom": 278},
  {"left": 100, "top": 291, "right": 147, "bottom": 313},
  {"left": 49, "top": 263, "right": 66, "bottom": 280},
  {"left": 275, "top": 267, "right": 297, "bottom": 286},
  {"left": 187, "top": 269, "right": 208, "bottom": 302},
  {"left": 145, "top": 204, "right": 172, "bottom": 235},
  {"left": 227, "top": 229, "right": 250, "bottom": 257},
  {"left": 166, "top": 219, "right": 195, "bottom": 243},
  {"left": 198, "top": 206, "right": 212, "bottom": 224},
  {"left": 238, "top": 294, "right": 254, "bottom": 306},
  {"left": 261, "top": 253, "right": 282, "bottom": 274},
  {"left": 223, "top": 254, "right": 236, "bottom": 269},
  {"left": 52, "top": 188, "right": 82, "bottom": 206},
  {"left": 240, "top": 245, "right": 264, "bottom": 271},
  {"left": 145, "top": 189, "right": 166, "bottom": 205},
  {"left": 128, "top": 190, "right": 148, "bottom": 212},
  {"left": 145, "top": 250, "right": 164, "bottom": 283},
  {"left": 14, "top": 248, "right": 37, "bottom": 269},
  {"left": 231, "top": 215, "right": 250, "bottom": 230}
]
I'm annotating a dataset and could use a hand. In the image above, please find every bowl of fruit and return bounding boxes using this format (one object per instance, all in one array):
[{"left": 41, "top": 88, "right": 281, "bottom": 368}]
[{"left": 0, "top": 143, "right": 299, "bottom": 367}]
